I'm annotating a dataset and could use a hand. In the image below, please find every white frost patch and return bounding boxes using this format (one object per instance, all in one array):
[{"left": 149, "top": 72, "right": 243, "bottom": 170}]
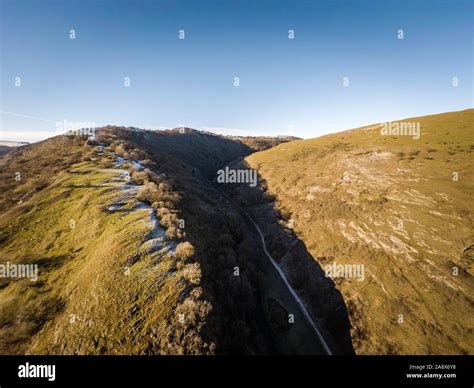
[
  {"left": 131, "top": 161, "right": 145, "bottom": 171},
  {"left": 114, "top": 157, "right": 125, "bottom": 166},
  {"left": 107, "top": 204, "right": 123, "bottom": 212},
  {"left": 98, "top": 149, "right": 177, "bottom": 256}
]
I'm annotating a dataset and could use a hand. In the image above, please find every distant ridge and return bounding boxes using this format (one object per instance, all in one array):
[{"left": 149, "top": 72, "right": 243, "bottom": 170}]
[{"left": 0, "top": 140, "right": 29, "bottom": 147}]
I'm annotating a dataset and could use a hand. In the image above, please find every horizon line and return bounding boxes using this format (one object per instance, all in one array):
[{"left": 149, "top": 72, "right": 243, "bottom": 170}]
[{"left": 1, "top": 106, "right": 472, "bottom": 144}]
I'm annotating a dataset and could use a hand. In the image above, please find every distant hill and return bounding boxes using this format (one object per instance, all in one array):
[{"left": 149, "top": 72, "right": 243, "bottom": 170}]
[
  {"left": 229, "top": 135, "right": 301, "bottom": 153},
  {"left": 230, "top": 109, "right": 473, "bottom": 354},
  {"left": 0, "top": 146, "right": 12, "bottom": 157},
  {"left": 0, "top": 141, "right": 29, "bottom": 147},
  {"left": 0, "top": 141, "right": 29, "bottom": 156}
]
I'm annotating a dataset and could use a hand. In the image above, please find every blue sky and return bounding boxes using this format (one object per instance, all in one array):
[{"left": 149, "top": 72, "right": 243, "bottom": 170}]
[{"left": 1, "top": 0, "right": 472, "bottom": 141}]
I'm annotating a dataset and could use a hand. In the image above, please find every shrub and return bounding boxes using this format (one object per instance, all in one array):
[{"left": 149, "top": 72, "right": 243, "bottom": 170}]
[
  {"left": 131, "top": 170, "right": 150, "bottom": 185},
  {"left": 160, "top": 213, "right": 178, "bottom": 228},
  {"left": 175, "top": 242, "right": 195, "bottom": 260},
  {"left": 115, "top": 144, "right": 129, "bottom": 158},
  {"left": 141, "top": 159, "right": 154, "bottom": 167},
  {"left": 182, "top": 263, "right": 201, "bottom": 285},
  {"left": 128, "top": 150, "right": 140, "bottom": 160},
  {"left": 165, "top": 225, "right": 182, "bottom": 240},
  {"left": 136, "top": 181, "right": 159, "bottom": 203}
]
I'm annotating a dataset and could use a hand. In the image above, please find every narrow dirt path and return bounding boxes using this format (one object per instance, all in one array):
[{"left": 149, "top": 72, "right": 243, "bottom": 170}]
[
  {"left": 246, "top": 215, "right": 332, "bottom": 355},
  {"left": 214, "top": 169, "right": 333, "bottom": 355}
]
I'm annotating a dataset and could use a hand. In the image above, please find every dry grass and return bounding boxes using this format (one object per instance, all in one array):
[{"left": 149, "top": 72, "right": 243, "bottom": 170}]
[{"left": 244, "top": 109, "right": 474, "bottom": 354}]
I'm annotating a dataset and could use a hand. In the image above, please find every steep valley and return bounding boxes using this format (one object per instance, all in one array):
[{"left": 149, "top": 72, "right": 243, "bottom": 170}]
[{"left": 0, "top": 110, "right": 472, "bottom": 355}]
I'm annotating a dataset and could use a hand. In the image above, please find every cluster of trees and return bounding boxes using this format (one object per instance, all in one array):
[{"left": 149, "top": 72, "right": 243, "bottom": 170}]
[
  {"left": 107, "top": 139, "right": 185, "bottom": 241},
  {"left": 103, "top": 136, "right": 216, "bottom": 353},
  {"left": 110, "top": 140, "right": 149, "bottom": 161},
  {"left": 97, "top": 126, "right": 273, "bottom": 353},
  {"left": 134, "top": 176, "right": 183, "bottom": 240}
]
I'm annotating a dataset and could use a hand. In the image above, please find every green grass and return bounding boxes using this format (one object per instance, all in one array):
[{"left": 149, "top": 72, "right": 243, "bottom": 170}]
[{"left": 0, "top": 154, "right": 195, "bottom": 354}]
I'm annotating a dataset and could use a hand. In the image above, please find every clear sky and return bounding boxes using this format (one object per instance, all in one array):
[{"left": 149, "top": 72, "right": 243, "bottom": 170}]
[{"left": 1, "top": 0, "right": 472, "bottom": 142}]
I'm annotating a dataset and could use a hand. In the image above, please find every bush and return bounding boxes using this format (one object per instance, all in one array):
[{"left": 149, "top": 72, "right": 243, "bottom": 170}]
[
  {"left": 136, "top": 180, "right": 180, "bottom": 207},
  {"left": 175, "top": 242, "right": 195, "bottom": 260},
  {"left": 141, "top": 159, "right": 154, "bottom": 167},
  {"left": 131, "top": 170, "right": 150, "bottom": 185},
  {"left": 165, "top": 225, "right": 182, "bottom": 240},
  {"left": 182, "top": 263, "right": 201, "bottom": 285},
  {"left": 128, "top": 150, "right": 140, "bottom": 160},
  {"left": 115, "top": 144, "right": 129, "bottom": 158},
  {"left": 136, "top": 182, "right": 159, "bottom": 203}
]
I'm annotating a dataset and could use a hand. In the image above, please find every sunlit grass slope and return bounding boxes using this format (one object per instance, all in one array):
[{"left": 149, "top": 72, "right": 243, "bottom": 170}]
[{"left": 246, "top": 109, "right": 474, "bottom": 354}]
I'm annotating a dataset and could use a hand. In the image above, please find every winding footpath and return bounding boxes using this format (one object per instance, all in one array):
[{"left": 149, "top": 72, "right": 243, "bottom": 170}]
[
  {"left": 215, "top": 168, "right": 333, "bottom": 355},
  {"left": 245, "top": 213, "right": 333, "bottom": 355}
]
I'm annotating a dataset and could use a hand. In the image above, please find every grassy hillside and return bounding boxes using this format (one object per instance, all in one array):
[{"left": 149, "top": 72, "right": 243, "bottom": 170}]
[
  {"left": 241, "top": 109, "right": 474, "bottom": 354},
  {"left": 0, "top": 129, "right": 290, "bottom": 354},
  {"left": 0, "top": 138, "right": 205, "bottom": 354}
]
